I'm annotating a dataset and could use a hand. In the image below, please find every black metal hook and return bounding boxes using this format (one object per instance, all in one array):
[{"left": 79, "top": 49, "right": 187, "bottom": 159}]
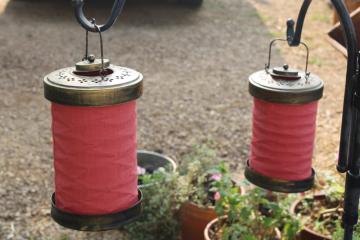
[
  {"left": 72, "top": 0, "right": 126, "bottom": 32},
  {"left": 287, "top": 0, "right": 359, "bottom": 173},
  {"left": 286, "top": 0, "right": 312, "bottom": 47},
  {"left": 287, "top": 1, "right": 360, "bottom": 239}
]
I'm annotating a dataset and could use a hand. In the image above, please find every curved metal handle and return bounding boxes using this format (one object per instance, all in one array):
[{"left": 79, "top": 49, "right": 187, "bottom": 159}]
[
  {"left": 265, "top": 38, "right": 310, "bottom": 78},
  {"left": 72, "top": 0, "right": 126, "bottom": 32}
]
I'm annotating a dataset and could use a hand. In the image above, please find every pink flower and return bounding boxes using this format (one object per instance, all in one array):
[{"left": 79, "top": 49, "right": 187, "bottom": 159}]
[
  {"left": 211, "top": 173, "right": 222, "bottom": 181},
  {"left": 214, "top": 192, "right": 221, "bottom": 201},
  {"left": 137, "top": 166, "right": 146, "bottom": 175}
]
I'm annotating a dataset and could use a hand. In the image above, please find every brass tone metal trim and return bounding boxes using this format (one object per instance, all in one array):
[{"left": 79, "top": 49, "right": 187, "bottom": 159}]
[
  {"left": 244, "top": 163, "right": 315, "bottom": 193},
  {"left": 249, "top": 81, "right": 323, "bottom": 104},
  {"left": 75, "top": 59, "right": 111, "bottom": 72},
  {"left": 270, "top": 70, "right": 301, "bottom": 81},
  {"left": 272, "top": 66, "right": 299, "bottom": 77},
  {"left": 249, "top": 71, "right": 324, "bottom": 104},
  {"left": 44, "top": 73, "right": 143, "bottom": 106}
]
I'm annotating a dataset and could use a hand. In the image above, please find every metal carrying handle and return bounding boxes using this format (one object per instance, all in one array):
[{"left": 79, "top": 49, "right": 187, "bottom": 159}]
[
  {"left": 83, "top": 19, "right": 106, "bottom": 76},
  {"left": 72, "top": 0, "right": 126, "bottom": 32},
  {"left": 265, "top": 38, "right": 310, "bottom": 78},
  {"left": 95, "top": 24, "right": 106, "bottom": 75}
]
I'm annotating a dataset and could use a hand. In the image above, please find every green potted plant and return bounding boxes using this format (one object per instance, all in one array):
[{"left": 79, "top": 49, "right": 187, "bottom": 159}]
[
  {"left": 125, "top": 167, "right": 187, "bottom": 240},
  {"left": 179, "top": 146, "right": 244, "bottom": 240},
  {"left": 290, "top": 173, "right": 344, "bottom": 240},
  {"left": 332, "top": 222, "right": 360, "bottom": 240},
  {"left": 204, "top": 163, "right": 300, "bottom": 240},
  {"left": 137, "top": 150, "right": 177, "bottom": 188}
]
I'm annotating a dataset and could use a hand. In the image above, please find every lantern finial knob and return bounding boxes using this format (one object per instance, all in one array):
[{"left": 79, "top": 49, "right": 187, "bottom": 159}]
[{"left": 88, "top": 54, "right": 96, "bottom": 63}]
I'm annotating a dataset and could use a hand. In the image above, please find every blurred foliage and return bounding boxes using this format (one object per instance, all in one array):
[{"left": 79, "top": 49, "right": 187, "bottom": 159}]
[
  {"left": 125, "top": 168, "right": 187, "bottom": 240},
  {"left": 332, "top": 222, "right": 360, "bottom": 240},
  {"left": 125, "top": 144, "right": 221, "bottom": 239},
  {"left": 212, "top": 163, "right": 300, "bottom": 240},
  {"left": 178, "top": 145, "right": 220, "bottom": 207}
]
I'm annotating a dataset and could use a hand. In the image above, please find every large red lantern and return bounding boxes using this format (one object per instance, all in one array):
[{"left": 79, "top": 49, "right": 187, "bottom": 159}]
[
  {"left": 245, "top": 39, "right": 324, "bottom": 193},
  {"left": 44, "top": 56, "right": 143, "bottom": 230}
]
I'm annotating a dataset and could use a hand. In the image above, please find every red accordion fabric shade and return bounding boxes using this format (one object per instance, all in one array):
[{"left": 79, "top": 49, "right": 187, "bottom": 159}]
[
  {"left": 51, "top": 101, "right": 138, "bottom": 215},
  {"left": 249, "top": 98, "right": 318, "bottom": 181}
]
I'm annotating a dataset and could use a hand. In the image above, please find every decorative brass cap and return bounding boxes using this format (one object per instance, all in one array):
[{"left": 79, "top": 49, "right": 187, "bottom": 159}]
[
  {"left": 249, "top": 67, "right": 324, "bottom": 104},
  {"left": 44, "top": 61, "right": 143, "bottom": 106},
  {"left": 269, "top": 64, "right": 301, "bottom": 80},
  {"left": 75, "top": 58, "right": 111, "bottom": 72}
]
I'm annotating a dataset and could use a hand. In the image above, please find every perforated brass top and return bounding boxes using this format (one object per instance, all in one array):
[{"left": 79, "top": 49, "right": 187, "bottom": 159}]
[
  {"left": 44, "top": 60, "right": 143, "bottom": 106},
  {"left": 249, "top": 66, "right": 324, "bottom": 104}
]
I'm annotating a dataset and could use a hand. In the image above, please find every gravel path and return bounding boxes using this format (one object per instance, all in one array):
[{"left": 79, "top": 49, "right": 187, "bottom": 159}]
[{"left": 0, "top": 0, "right": 280, "bottom": 239}]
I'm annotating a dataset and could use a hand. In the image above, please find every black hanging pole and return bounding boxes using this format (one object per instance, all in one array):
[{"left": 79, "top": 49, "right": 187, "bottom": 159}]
[{"left": 286, "top": 1, "right": 360, "bottom": 239}]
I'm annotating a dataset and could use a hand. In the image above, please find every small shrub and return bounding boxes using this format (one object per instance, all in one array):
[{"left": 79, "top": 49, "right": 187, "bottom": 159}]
[
  {"left": 125, "top": 169, "right": 186, "bottom": 240},
  {"left": 211, "top": 163, "right": 300, "bottom": 240},
  {"left": 179, "top": 145, "right": 219, "bottom": 207},
  {"left": 332, "top": 223, "right": 360, "bottom": 240},
  {"left": 294, "top": 172, "right": 345, "bottom": 236}
]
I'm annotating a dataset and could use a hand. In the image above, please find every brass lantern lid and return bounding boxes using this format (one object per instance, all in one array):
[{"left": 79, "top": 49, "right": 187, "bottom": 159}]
[
  {"left": 249, "top": 64, "right": 324, "bottom": 104},
  {"left": 44, "top": 58, "right": 143, "bottom": 106}
]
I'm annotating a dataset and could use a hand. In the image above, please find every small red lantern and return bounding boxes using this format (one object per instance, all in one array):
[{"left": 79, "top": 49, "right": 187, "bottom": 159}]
[
  {"left": 44, "top": 55, "right": 143, "bottom": 230},
  {"left": 245, "top": 39, "right": 324, "bottom": 193}
]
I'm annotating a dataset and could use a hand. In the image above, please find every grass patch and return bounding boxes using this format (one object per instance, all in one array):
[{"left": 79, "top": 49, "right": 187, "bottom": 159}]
[
  {"left": 270, "top": 30, "right": 284, "bottom": 38},
  {"left": 309, "top": 57, "right": 323, "bottom": 67},
  {"left": 259, "top": 13, "right": 271, "bottom": 23},
  {"left": 311, "top": 13, "right": 330, "bottom": 23}
]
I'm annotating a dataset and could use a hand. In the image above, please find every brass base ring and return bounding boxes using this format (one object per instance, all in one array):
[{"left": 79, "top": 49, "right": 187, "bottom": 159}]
[
  {"left": 245, "top": 163, "right": 315, "bottom": 193},
  {"left": 51, "top": 190, "right": 143, "bottom": 231}
]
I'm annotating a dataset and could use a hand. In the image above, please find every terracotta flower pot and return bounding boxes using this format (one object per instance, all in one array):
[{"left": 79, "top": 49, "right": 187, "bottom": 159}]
[
  {"left": 181, "top": 202, "right": 218, "bottom": 240},
  {"left": 180, "top": 185, "right": 244, "bottom": 240},
  {"left": 204, "top": 216, "right": 282, "bottom": 240},
  {"left": 290, "top": 194, "right": 334, "bottom": 240}
]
